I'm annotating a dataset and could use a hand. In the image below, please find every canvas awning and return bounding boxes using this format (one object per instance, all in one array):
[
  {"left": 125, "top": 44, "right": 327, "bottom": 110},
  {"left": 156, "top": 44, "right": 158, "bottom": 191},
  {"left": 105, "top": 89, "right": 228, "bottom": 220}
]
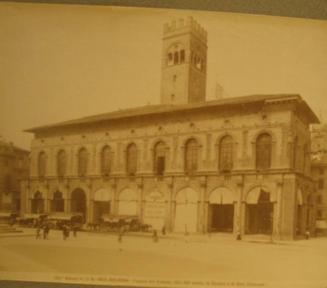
[
  {"left": 209, "top": 187, "right": 235, "bottom": 204},
  {"left": 245, "top": 187, "right": 271, "bottom": 204}
]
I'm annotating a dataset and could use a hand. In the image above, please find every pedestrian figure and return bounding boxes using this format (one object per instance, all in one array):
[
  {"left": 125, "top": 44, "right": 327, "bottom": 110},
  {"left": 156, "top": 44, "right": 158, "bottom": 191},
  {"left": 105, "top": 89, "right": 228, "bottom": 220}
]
[
  {"left": 161, "top": 226, "right": 166, "bottom": 236},
  {"left": 72, "top": 224, "right": 78, "bottom": 238},
  {"left": 305, "top": 229, "right": 310, "bottom": 240},
  {"left": 118, "top": 227, "right": 124, "bottom": 243},
  {"left": 236, "top": 233, "right": 242, "bottom": 241},
  {"left": 62, "top": 225, "right": 67, "bottom": 240},
  {"left": 36, "top": 225, "right": 41, "bottom": 239},
  {"left": 44, "top": 224, "right": 50, "bottom": 239},
  {"left": 42, "top": 225, "right": 47, "bottom": 239},
  {"left": 153, "top": 229, "right": 158, "bottom": 243},
  {"left": 62, "top": 225, "right": 70, "bottom": 240}
]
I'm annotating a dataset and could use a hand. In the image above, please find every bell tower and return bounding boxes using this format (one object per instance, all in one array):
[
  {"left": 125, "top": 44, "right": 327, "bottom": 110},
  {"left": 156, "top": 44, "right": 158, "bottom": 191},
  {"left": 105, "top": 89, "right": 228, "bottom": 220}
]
[{"left": 160, "top": 17, "right": 207, "bottom": 105}]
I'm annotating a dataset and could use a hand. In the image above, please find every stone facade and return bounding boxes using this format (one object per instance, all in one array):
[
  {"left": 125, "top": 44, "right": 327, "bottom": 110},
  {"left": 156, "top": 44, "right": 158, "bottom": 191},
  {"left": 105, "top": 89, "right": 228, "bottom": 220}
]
[
  {"left": 0, "top": 137, "right": 29, "bottom": 214},
  {"left": 20, "top": 18, "right": 319, "bottom": 240}
]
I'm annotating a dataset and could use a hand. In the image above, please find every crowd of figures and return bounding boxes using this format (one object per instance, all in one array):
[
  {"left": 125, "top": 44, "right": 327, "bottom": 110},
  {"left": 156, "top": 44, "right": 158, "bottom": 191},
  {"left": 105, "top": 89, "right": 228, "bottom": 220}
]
[{"left": 35, "top": 220, "right": 79, "bottom": 240}]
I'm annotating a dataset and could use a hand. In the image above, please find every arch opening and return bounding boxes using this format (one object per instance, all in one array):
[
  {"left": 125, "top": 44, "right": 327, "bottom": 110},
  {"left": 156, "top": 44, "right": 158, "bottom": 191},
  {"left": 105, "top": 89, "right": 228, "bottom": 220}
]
[
  {"left": 245, "top": 188, "right": 273, "bottom": 235},
  {"left": 174, "top": 188, "right": 198, "bottom": 233},
  {"left": 31, "top": 191, "right": 44, "bottom": 214},
  {"left": 93, "top": 188, "right": 111, "bottom": 224},
  {"left": 51, "top": 191, "right": 64, "bottom": 213},
  {"left": 71, "top": 188, "right": 87, "bottom": 222},
  {"left": 208, "top": 187, "right": 235, "bottom": 233}
]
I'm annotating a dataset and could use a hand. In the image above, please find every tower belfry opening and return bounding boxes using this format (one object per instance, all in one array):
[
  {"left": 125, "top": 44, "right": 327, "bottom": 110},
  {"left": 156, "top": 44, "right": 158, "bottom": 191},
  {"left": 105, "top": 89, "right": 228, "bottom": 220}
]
[{"left": 160, "top": 17, "right": 207, "bottom": 105}]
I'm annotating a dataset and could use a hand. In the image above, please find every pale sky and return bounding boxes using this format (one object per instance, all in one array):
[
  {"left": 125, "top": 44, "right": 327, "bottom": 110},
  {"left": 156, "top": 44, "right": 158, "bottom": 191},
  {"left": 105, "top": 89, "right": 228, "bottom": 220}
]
[{"left": 1, "top": 2, "right": 327, "bottom": 150}]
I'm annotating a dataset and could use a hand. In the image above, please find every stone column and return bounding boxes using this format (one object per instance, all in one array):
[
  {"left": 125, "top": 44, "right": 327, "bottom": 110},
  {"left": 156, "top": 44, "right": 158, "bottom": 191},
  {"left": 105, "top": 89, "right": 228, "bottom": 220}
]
[
  {"left": 110, "top": 180, "right": 117, "bottom": 215},
  {"left": 206, "top": 133, "right": 212, "bottom": 169},
  {"left": 171, "top": 136, "right": 178, "bottom": 171},
  {"left": 65, "top": 198, "right": 71, "bottom": 214},
  {"left": 273, "top": 181, "right": 283, "bottom": 239},
  {"left": 235, "top": 182, "right": 244, "bottom": 236},
  {"left": 44, "top": 184, "right": 49, "bottom": 213},
  {"left": 199, "top": 179, "right": 207, "bottom": 233},
  {"left": 137, "top": 179, "right": 144, "bottom": 221},
  {"left": 165, "top": 178, "right": 173, "bottom": 231}
]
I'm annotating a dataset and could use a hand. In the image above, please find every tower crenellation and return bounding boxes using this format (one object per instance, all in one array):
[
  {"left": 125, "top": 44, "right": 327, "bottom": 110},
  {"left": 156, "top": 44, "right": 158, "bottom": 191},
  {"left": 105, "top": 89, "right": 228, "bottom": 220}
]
[{"left": 163, "top": 17, "right": 207, "bottom": 42}]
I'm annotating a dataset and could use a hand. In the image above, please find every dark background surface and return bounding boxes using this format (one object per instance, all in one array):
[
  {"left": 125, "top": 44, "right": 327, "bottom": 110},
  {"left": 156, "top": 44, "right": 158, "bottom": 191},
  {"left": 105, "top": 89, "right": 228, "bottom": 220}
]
[
  {"left": 5, "top": 0, "right": 327, "bottom": 20},
  {"left": 1, "top": 0, "right": 326, "bottom": 287}
]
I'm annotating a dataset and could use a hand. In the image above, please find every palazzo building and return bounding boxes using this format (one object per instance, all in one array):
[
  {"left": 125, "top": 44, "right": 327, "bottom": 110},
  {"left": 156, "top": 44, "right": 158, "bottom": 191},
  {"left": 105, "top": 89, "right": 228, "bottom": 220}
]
[{"left": 21, "top": 17, "right": 319, "bottom": 240}]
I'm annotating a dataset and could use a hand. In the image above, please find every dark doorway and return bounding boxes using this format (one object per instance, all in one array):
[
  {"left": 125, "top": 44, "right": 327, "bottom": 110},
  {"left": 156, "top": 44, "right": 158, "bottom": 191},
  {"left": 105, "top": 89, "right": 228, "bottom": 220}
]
[
  {"left": 52, "top": 191, "right": 64, "bottom": 212},
  {"left": 31, "top": 191, "right": 44, "bottom": 214},
  {"left": 93, "top": 201, "right": 110, "bottom": 224},
  {"left": 71, "top": 189, "right": 86, "bottom": 222},
  {"left": 210, "top": 204, "right": 234, "bottom": 232},
  {"left": 246, "top": 191, "right": 273, "bottom": 234}
]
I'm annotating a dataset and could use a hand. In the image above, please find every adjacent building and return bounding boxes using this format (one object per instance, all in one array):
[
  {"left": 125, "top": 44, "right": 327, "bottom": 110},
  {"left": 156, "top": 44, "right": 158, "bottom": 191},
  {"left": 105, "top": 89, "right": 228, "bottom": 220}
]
[
  {"left": 21, "top": 17, "right": 319, "bottom": 240},
  {"left": 311, "top": 124, "right": 327, "bottom": 232},
  {"left": 0, "top": 137, "right": 29, "bottom": 216}
]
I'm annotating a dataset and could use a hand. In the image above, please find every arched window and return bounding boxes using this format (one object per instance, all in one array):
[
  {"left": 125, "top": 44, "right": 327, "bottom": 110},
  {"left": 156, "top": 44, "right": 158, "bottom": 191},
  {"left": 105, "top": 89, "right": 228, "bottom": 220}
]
[
  {"left": 219, "top": 135, "right": 233, "bottom": 172},
  {"left": 57, "top": 150, "right": 66, "bottom": 177},
  {"left": 38, "top": 151, "right": 47, "bottom": 178},
  {"left": 101, "top": 145, "right": 111, "bottom": 176},
  {"left": 78, "top": 148, "right": 88, "bottom": 177},
  {"left": 180, "top": 50, "right": 185, "bottom": 63},
  {"left": 167, "top": 44, "right": 184, "bottom": 67},
  {"left": 52, "top": 191, "right": 64, "bottom": 212},
  {"left": 126, "top": 143, "right": 137, "bottom": 176},
  {"left": 185, "top": 138, "right": 198, "bottom": 174},
  {"left": 154, "top": 141, "right": 166, "bottom": 176},
  {"left": 256, "top": 133, "right": 272, "bottom": 170},
  {"left": 174, "top": 51, "right": 179, "bottom": 64}
]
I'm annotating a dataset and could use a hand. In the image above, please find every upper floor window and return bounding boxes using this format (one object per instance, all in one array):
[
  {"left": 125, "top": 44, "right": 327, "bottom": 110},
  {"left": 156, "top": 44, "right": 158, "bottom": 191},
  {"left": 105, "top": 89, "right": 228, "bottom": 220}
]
[
  {"left": 38, "top": 151, "right": 47, "bottom": 178},
  {"left": 101, "top": 145, "right": 111, "bottom": 176},
  {"left": 78, "top": 148, "right": 88, "bottom": 177},
  {"left": 167, "top": 44, "right": 185, "bottom": 66},
  {"left": 219, "top": 135, "right": 233, "bottom": 172},
  {"left": 180, "top": 50, "right": 185, "bottom": 63},
  {"left": 185, "top": 138, "right": 198, "bottom": 175},
  {"left": 126, "top": 143, "right": 137, "bottom": 176},
  {"left": 154, "top": 141, "right": 166, "bottom": 176},
  {"left": 256, "top": 133, "right": 272, "bottom": 170},
  {"left": 57, "top": 150, "right": 67, "bottom": 177}
]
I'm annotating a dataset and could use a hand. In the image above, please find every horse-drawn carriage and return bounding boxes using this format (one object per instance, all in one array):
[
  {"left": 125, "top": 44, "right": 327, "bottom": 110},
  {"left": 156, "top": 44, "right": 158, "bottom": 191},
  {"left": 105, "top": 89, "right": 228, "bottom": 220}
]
[{"left": 98, "top": 214, "right": 152, "bottom": 232}]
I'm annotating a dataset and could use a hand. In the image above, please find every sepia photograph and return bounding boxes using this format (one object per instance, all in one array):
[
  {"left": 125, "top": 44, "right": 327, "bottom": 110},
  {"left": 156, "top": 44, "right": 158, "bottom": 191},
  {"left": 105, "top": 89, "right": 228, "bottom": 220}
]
[{"left": 0, "top": 1, "right": 327, "bottom": 287}]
